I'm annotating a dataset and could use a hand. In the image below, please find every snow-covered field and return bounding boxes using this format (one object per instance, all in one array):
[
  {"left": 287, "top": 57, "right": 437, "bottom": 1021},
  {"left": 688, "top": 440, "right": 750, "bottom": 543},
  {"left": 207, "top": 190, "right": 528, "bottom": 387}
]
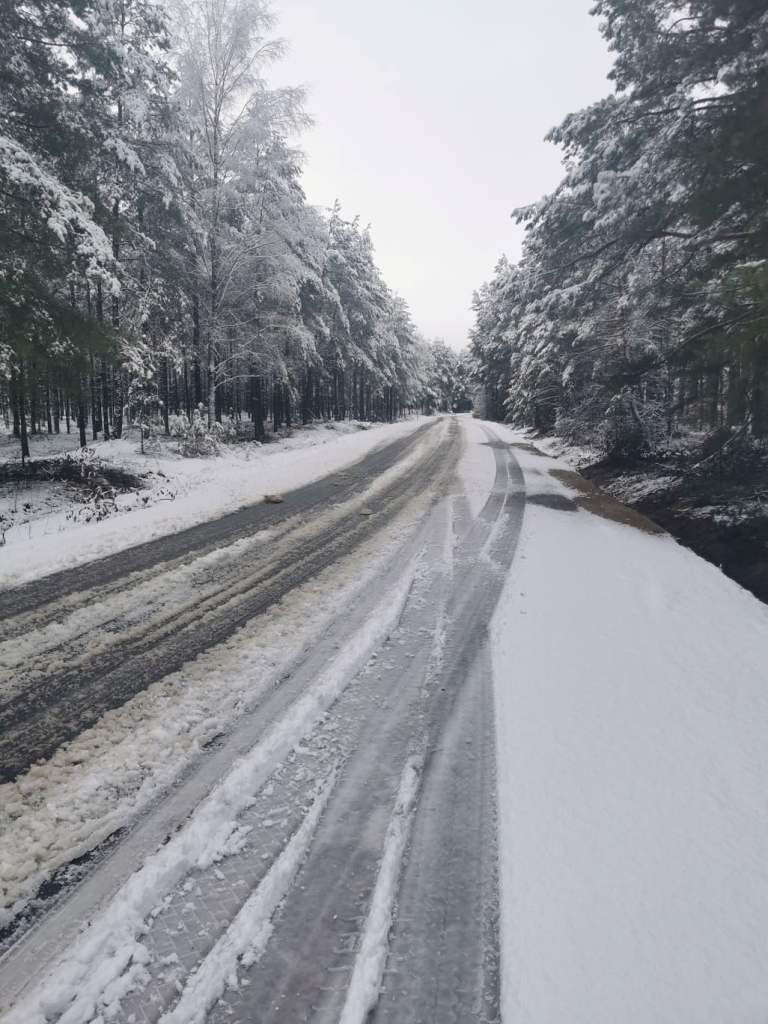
[
  {"left": 0, "top": 417, "right": 424, "bottom": 588},
  {"left": 489, "top": 424, "right": 768, "bottom": 1024}
]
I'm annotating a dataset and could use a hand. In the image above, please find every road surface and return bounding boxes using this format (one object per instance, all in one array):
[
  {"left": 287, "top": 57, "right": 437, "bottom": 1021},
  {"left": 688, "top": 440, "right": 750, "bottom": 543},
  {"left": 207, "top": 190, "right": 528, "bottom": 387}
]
[
  {"left": 3, "top": 415, "right": 768, "bottom": 1024},
  {"left": 0, "top": 415, "right": 524, "bottom": 1024}
]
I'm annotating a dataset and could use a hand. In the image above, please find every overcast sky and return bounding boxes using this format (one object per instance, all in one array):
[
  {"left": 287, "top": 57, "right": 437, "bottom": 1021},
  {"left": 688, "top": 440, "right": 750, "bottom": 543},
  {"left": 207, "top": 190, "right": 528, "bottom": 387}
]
[{"left": 271, "top": 0, "right": 613, "bottom": 350}]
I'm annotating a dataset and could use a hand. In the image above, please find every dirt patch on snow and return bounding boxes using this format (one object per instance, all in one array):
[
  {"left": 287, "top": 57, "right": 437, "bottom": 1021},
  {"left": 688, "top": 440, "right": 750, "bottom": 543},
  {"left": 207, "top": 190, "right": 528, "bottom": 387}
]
[
  {"left": 582, "top": 460, "right": 768, "bottom": 604},
  {"left": 549, "top": 469, "right": 666, "bottom": 535},
  {"left": 509, "top": 441, "right": 550, "bottom": 457}
]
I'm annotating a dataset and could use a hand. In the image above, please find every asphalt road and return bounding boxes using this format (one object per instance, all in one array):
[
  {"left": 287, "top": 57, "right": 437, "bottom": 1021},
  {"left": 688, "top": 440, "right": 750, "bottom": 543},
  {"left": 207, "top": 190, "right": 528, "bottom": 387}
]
[
  {"left": 0, "top": 420, "right": 447, "bottom": 781},
  {"left": 0, "top": 417, "right": 527, "bottom": 1024}
]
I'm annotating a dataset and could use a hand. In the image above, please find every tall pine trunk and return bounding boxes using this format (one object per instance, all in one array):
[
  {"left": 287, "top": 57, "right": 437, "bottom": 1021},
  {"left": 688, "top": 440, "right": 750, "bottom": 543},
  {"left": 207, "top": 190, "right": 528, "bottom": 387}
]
[{"left": 13, "top": 361, "right": 30, "bottom": 462}]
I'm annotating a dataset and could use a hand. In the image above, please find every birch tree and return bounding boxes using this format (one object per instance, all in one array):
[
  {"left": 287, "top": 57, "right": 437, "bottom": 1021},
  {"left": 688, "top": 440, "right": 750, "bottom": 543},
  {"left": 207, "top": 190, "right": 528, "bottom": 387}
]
[{"left": 173, "top": 0, "right": 305, "bottom": 425}]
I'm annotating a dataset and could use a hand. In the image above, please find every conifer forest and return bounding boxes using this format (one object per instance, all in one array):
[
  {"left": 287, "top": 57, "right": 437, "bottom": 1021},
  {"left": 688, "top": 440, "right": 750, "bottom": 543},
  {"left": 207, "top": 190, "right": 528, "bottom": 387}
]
[
  {"left": 3, "top": 5, "right": 768, "bottom": 1024},
  {"left": 471, "top": 2, "right": 768, "bottom": 464},
  {"left": 0, "top": 0, "right": 468, "bottom": 461}
]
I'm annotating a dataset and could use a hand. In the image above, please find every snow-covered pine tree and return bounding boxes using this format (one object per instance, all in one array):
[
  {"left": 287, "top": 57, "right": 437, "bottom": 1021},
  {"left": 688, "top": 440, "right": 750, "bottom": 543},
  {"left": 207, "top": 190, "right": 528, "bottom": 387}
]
[
  {"left": 0, "top": 0, "right": 118, "bottom": 458},
  {"left": 472, "top": 0, "right": 768, "bottom": 451}
]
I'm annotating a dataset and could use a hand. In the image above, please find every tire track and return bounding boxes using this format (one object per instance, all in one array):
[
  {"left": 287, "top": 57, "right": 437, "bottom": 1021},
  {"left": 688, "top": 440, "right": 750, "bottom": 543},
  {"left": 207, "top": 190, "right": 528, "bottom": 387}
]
[
  {"left": 0, "top": 422, "right": 458, "bottom": 783},
  {"left": 0, "top": 421, "right": 524, "bottom": 1024},
  {"left": 200, "top": 425, "right": 524, "bottom": 1024},
  {"left": 0, "top": 420, "right": 438, "bottom": 632},
  {"left": 374, "top": 429, "right": 525, "bottom": 1024}
]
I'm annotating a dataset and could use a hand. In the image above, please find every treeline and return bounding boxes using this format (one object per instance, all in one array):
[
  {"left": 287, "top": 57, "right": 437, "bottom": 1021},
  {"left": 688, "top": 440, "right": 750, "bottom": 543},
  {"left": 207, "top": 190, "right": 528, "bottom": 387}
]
[
  {"left": 471, "top": 0, "right": 768, "bottom": 459},
  {"left": 0, "top": 0, "right": 457, "bottom": 461}
]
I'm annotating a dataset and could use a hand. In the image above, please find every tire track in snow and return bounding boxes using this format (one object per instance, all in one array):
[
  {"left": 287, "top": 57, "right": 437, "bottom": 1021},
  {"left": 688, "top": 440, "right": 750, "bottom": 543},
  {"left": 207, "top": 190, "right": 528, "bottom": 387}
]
[
  {"left": 202, "top": 500, "right": 457, "bottom": 1024},
  {"left": 0, "top": 422, "right": 440, "bottom": 693},
  {"left": 0, "top": 420, "right": 438, "bottom": 628},
  {"left": 203, "top": 423, "right": 523, "bottom": 1024},
  {"left": 158, "top": 766, "right": 340, "bottom": 1024},
  {"left": 0, "top": 422, "right": 458, "bottom": 782},
  {"left": 373, "top": 426, "right": 524, "bottom": 1024},
  {"left": 337, "top": 754, "right": 424, "bottom": 1024},
  {"left": 0, "top": 549, "right": 423, "bottom": 1023},
  {"left": 1, "top": 419, "right": 524, "bottom": 1024}
]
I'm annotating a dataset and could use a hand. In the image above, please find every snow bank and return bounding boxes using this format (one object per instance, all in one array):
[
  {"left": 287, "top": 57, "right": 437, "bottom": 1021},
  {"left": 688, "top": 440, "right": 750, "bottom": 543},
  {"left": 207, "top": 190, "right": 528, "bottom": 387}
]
[
  {"left": 489, "top": 425, "right": 768, "bottom": 1024},
  {"left": 526, "top": 430, "right": 600, "bottom": 469}
]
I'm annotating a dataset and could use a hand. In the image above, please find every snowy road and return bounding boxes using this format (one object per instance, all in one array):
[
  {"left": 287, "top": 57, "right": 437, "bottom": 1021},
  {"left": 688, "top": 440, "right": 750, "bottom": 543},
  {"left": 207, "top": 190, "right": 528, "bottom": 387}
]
[
  {"left": 3, "top": 415, "right": 768, "bottom": 1024},
  {"left": 0, "top": 415, "right": 522, "bottom": 1023},
  {"left": 0, "top": 419, "right": 444, "bottom": 780}
]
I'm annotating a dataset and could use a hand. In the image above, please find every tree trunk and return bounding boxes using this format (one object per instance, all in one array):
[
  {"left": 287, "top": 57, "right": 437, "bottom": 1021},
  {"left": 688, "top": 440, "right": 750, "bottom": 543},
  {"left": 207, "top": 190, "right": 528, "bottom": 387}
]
[
  {"left": 207, "top": 343, "right": 216, "bottom": 428},
  {"left": 29, "top": 363, "right": 38, "bottom": 434},
  {"left": 101, "top": 361, "right": 110, "bottom": 440},
  {"left": 78, "top": 378, "right": 87, "bottom": 448},
  {"left": 90, "top": 355, "right": 100, "bottom": 439},
  {"left": 251, "top": 373, "right": 263, "bottom": 441},
  {"left": 14, "top": 362, "right": 30, "bottom": 462},
  {"left": 161, "top": 356, "right": 171, "bottom": 434},
  {"left": 46, "top": 382, "right": 53, "bottom": 433}
]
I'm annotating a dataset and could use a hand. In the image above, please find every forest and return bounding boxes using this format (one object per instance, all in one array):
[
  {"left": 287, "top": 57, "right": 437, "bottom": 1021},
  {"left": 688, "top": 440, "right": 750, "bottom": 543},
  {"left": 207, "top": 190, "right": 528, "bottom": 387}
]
[
  {"left": 0, "top": 0, "right": 469, "bottom": 462},
  {"left": 471, "top": 1, "right": 768, "bottom": 466}
]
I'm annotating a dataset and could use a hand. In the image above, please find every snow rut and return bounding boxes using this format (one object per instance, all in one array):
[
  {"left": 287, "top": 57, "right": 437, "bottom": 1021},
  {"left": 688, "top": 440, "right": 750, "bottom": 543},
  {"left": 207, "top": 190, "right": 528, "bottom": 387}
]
[
  {"left": 0, "top": 420, "right": 455, "bottom": 782},
  {"left": 0, "top": 421, "right": 438, "bottom": 625},
  {"left": 0, "top": 555, "right": 422, "bottom": 1023},
  {"left": 0, "top": 420, "right": 525, "bottom": 1024}
]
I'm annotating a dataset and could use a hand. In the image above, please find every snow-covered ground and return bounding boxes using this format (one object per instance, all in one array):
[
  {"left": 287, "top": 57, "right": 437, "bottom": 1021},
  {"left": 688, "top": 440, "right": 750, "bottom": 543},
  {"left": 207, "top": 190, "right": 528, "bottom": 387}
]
[
  {"left": 0, "top": 422, "right": 446, "bottom": 932},
  {"left": 0, "top": 417, "right": 424, "bottom": 588},
  {"left": 4, "top": 415, "right": 768, "bottom": 1023},
  {"left": 527, "top": 431, "right": 600, "bottom": 469},
  {"left": 489, "top": 422, "right": 768, "bottom": 1024}
]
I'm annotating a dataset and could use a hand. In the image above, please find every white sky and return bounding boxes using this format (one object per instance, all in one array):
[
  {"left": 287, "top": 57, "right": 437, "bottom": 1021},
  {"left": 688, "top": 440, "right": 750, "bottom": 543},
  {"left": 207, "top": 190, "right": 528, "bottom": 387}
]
[{"left": 271, "top": 0, "right": 613, "bottom": 349}]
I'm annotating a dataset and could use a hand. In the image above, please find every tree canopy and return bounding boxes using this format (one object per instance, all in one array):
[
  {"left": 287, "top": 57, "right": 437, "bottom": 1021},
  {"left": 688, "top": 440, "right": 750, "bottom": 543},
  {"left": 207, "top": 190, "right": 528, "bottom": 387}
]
[
  {"left": 0, "top": 0, "right": 448, "bottom": 458},
  {"left": 471, "top": 0, "right": 768, "bottom": 456}
]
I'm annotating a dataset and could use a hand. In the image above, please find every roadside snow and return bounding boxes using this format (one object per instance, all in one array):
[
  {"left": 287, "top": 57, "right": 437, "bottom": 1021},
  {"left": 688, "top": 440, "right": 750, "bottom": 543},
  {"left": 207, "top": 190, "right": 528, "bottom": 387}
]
[
  {"left": 488, "top": 424, "right": 768, "bottom": 1024},
  {"left": 0, "top": 418, "right": 424, "bottom": 589},
  {"left": 529, "top": 432, "right": 600, "bottom": 468},
  {"left": 606, "top": 471, "right": 682, "bottom": 504}
]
